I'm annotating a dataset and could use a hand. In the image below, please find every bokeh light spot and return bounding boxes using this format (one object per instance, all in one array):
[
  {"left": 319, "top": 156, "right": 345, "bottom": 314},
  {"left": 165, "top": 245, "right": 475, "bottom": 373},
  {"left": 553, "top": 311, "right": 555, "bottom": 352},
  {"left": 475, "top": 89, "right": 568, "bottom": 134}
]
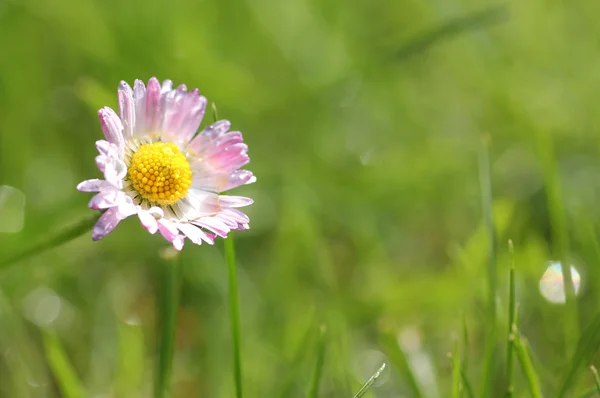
[
  {"left": 22, "top": 287, "right": 61, "bottom": 327},
  {"left": 0, "top": 185, "right": 25, "bottom": 233}
]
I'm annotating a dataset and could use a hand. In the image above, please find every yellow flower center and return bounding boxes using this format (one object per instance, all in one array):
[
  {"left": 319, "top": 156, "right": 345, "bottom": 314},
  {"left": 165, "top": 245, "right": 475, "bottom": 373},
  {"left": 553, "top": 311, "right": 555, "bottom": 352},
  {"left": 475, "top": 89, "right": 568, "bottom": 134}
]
[{"left": 127, "top": 142, "right": 192, "bottom": 206}]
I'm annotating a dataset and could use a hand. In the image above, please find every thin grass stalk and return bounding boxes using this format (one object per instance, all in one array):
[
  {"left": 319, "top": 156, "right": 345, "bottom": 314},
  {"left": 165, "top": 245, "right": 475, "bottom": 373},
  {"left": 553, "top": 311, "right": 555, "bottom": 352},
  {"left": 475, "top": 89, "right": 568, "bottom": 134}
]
[
  {"left": 534, "top": 128, "right": 578, "bottom": 353},
  {"left": 513, "top": 333, "right": 542, "bottom": 398},
  {"left": 452, "top": 339, "right": 461, "bottom": 398},
  {"left": 352, "top": 363, "right": 386, "bottom": 398},
  {"left": 506, "top": 240, "right": 516, "bottom": 397},
  {"left": 308, "top": 326, "right": 326, "bottom": 398},
  {"left": 478, "top": 136, "right": 497, "bottom": 398}
]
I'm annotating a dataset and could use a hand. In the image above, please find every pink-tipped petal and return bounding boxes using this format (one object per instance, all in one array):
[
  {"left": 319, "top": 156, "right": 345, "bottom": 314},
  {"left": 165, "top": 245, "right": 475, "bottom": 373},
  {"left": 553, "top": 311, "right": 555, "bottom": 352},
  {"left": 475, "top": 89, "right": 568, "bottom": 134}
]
[
  {"left": 138, "top": 210, "right": 158, "bottom": 234},
  {"left": 98, "top": 107, "right": 124, "bottom": 151},
  {"left": 161, "top": 79, "right": 173, "bottom": 93},
  {"left": 118, "top": 81, "right": 135, "bottom": 139},
  {"left": 92, "top": 208, "right": 121, "bottom": 241},
  {"left": 95, "top": 140, "right": 112, "bottom": 156},
  {"left": 187, "top": 120, "right": 231, "bottom": 155},
  {"left": 77, "top": 179, "right": 108, "bottom": 192},
  {"left": 219, "top": 195, "right": 253, "bottom": 208},
  {"left": 133, "top": 79, "right": 147, "bottom": 136},
  {"left": 177, "top": 223, "right": 208, "bottom": 245},
  {"left": 178, "top": 93, "right": 207, "bottom": 144},
  {"left": 172, "top": 235, "right": 185, "bottom": 251},
  {"left": 88, "top": 189, "right": 121, "bottom": 210},
  {"left": 193, "top": 216, "right": 230, "bottom": 238},
  {"left": 145, "top": 77, "right": 162, "bottom": 133}
]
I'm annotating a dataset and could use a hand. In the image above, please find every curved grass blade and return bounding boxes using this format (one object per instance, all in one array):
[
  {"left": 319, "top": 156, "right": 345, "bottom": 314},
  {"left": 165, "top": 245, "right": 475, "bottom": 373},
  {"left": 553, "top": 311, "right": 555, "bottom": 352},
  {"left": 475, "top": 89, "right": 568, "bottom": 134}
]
[
  {"left": 379, "top": 331, "right": 423, "bottom": 397},
  {"left": 590, "top": 366, "right": 600, "bottom": 394},
  {"left": 0, "top": 213, "right": 100, "bottom": 268},
  {"left": 352, "top": 363, "right": 386, "bottom": 398},
  {"left": 308, "top": 326, "right": 327, "bottom": 398},
  {"left": 557, "top": 312, "right": 600, "bottom": 397},
  {"left": 513, "top": 333, "right": 542, "bottom": 398},
  {"left": 42, "top": 330, "right": 85, "bottom": 398},
  {"left": 394, "top": 5, "right": 509, "bottom": 60}
]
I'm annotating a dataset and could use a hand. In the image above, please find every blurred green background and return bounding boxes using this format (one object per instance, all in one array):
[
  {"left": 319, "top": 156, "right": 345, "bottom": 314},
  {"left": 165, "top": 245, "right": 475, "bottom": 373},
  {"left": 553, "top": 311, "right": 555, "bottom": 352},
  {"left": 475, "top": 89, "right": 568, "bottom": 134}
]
[{"left": 2, "top": 0, "right": 600, "bottom": 396}]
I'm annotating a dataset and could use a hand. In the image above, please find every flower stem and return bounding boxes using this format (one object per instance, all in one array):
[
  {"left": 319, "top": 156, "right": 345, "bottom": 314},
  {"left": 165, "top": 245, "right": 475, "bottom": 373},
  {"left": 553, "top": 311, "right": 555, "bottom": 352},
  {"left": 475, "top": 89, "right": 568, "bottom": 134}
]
[
  {"left": 225, "top": 235, "right": 243, "bottom": 398},
  {"left": 0, "top": 213, "right": 100, "bottom": 268},
  {"left": 154, "top": 253, "right": 182, "bottom": 398}
]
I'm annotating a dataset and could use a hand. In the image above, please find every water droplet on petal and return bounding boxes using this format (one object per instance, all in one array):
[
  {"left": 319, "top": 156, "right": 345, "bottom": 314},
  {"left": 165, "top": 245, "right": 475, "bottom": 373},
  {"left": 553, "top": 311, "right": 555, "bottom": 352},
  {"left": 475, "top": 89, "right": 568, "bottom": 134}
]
[{"left": 539, "top": 262, "right": 581, "bottom": 304}]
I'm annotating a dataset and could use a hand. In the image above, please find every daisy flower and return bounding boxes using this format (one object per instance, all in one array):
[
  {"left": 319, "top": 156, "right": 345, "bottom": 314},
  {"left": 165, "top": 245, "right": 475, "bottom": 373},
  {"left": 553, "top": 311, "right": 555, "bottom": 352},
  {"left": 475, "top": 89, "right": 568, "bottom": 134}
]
[{"left": 77, "top": 78, "right": 255, "bottom": 250}]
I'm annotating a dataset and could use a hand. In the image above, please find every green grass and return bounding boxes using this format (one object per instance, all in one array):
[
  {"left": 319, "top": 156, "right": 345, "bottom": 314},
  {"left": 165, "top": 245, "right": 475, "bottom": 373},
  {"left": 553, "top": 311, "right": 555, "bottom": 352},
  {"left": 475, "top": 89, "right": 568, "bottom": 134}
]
[{"left": 3, "top": 0, "right": 600, "bottom": 396}]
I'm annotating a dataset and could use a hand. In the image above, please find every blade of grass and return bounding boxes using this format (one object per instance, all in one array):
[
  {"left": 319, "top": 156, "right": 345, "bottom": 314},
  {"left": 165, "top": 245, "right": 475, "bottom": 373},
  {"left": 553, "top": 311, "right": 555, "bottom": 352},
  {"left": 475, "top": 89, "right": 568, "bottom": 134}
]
[
  {"left": 513, "top": 332, "right": 542, "bottom": 398},
  {"left": 461, "top": 314, "right": 475, "bottom": 398},
  {"left": 154, "top": 252, "right": 182, "bottom": 398},
  {"left": 534, "top": 126, "right": 578, "bottom": 355},
  {"left": 115, "top": 321, "right": 145, "bottom": 398},
  {"left": 41, "top": 330, "right": 85, "bottom": 398},
  {"left": 461, "top": 368, "right": 475, "bottom": 398},
  {"left": 352, "top": 363, "right": 386, "bottom": 398},
  {"left": 308, "top": 326, "right": 327, "bottom": 398},
  {"left": 590, "top": 366, "right": 600, "bottom": 394},
  {"left": 0, "top": 213, "right": 100, "bottom": 268},
  {"left": 452, "top": 339, "right": 461, "bottom": 398},
  {"left": 479, "top": 136, "right": 497, "bottom": 398},
  {"left": 394, "top": 5, "right": 509, "bottom": 60},
  {"left": 506, "top": 240, "right": 516, "bottom": 397},
  {"left": 379, "top": 331, "right": 423, "bottom": 397},
  {"left": 225, "top": 235, "right": 244, "bottom": 398},
  {"left": 557, "top": 311, "right": 600, "bottom": 397}
]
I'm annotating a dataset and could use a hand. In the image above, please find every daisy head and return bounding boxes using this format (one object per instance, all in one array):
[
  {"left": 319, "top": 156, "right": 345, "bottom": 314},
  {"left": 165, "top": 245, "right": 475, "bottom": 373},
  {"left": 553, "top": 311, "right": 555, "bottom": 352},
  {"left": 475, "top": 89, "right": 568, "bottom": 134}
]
[{"left": 77, "top": 78, "right": 255, "bottom": 250}]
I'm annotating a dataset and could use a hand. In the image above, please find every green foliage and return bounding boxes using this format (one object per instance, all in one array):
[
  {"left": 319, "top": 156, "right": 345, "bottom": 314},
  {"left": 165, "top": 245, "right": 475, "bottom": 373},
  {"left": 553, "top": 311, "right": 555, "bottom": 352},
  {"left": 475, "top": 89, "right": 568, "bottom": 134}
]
[{"left": 3, "top": 0, "right": 600, "bottom": 396}]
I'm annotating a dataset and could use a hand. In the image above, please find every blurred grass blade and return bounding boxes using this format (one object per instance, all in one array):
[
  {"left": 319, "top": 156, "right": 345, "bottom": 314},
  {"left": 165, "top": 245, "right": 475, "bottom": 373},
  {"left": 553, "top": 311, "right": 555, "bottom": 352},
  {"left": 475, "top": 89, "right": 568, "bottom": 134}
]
[
  {"left": 590, "top": 366, "right": 600, "bottom": 394},
  {"left": 513, "top": 333, "right": 542, "bottom": 398},
  {"left": 461, "top": 368, "right": 475, "bottom": 398},
  {"left": 557, "top": 312, "right": 600, "bottom": 397},
  {"left": 452, "top": 340, "right": 461, "bottom": 398},
  {"left": 0, "top": 213, "right": 100, "bottom": 268},
  {"left": 116, "top": 322, "right": 145, "bottom": 398},
  {"left": 479, "top": 136, "right": 497, "bottom": 398},
  {"left": 395, "top": 5, "right": 509, "bottom": 60},
  {"left": 308, "top": 326, "right": 327, "bottom": 398},
  {"left": 379, "top": 331, "right": 423, "bottom": 397},
  {"left": 154, "top": 254, "right": 182, "bottom": 398},
  {"left": 225, "top": 235, "right": 244, "bottom": 398},
  {"left": 42, "top": 330, "right": 85, "bottom": 398},
  {"left": 352, "top": 363, "right": 386, "bottom": 398},
  {"left": 461, "top": 314, "right": 475, "bottom": 398},
  {"left": 534, "top": 124, "right": 578, "bottom": 351},
  {"left": 506, "top": 240, "right": 516, "bottom": 397}
]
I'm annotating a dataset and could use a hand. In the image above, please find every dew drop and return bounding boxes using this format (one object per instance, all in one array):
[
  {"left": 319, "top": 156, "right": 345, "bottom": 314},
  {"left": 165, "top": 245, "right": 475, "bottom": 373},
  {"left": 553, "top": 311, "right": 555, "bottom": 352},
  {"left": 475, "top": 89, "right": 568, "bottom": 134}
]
[{"left": 539, "top": 262, "right": 581, "bottom": 304}]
